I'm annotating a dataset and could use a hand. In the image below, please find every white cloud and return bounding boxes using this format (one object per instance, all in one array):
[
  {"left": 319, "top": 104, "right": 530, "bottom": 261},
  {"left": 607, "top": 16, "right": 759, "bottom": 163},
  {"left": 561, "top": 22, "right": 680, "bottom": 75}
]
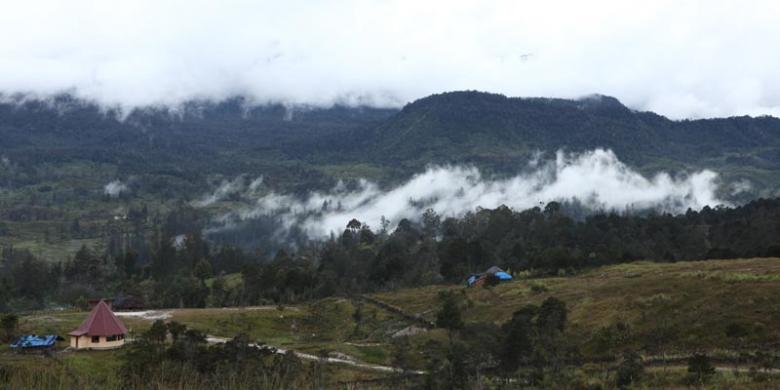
[
  {"left": 1, "top": 1, "right": 779, "bottom": 118},
  {"left": 208, "top": 149, "right": 726, "bottom": 239},
  {"left": 104, "top": 180, "right": 128, "bottom": 197},
  {"left": 729, "top": 179, "right": 753, "bottom": 196},
  {"left": 193, "top": 175, "right": 263, "bottom": 207}
]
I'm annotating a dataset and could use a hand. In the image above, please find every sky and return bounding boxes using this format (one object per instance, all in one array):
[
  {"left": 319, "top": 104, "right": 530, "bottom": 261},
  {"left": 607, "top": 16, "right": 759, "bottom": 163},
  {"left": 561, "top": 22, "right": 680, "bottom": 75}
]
[{"left": 2, "top": 0, "right": 779, "bottom": 118}]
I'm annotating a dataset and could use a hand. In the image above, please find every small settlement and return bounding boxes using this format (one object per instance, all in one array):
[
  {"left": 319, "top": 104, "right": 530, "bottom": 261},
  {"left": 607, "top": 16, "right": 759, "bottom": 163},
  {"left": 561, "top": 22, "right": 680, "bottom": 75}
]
[
  {"left": 466, "top": 265, "right": 513, "bottom": 287},
  {"left": 68, "top": 299, "right": 129, "bottom": 350},
  {"left": 8, "top": 299, "right": 130, "bottom": 352}
]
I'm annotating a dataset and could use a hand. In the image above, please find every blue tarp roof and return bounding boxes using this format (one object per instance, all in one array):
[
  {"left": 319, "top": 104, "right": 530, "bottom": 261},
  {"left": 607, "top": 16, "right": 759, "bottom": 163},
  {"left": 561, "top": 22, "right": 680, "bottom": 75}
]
[
  {"left": 10, "top": 335, "right": 58, "bottom": 349},
  {"left": 466, "top": 269, "right": 513, "bottom": 286}
]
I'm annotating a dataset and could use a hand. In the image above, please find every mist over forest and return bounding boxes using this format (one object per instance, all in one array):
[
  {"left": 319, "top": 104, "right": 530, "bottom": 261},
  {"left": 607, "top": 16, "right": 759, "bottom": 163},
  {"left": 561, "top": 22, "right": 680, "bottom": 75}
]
[
  {"left": 3, "top": 89, "right": 780, "bottom": 390},
  {"left": 201, "top": 148, "right": 724, "bottom": 247},
  {"left": 4, "top": 2, "right": 780, "bottom": 388},
  {"left": 2, "top": 90, "right": 780, "bottom": 255}
]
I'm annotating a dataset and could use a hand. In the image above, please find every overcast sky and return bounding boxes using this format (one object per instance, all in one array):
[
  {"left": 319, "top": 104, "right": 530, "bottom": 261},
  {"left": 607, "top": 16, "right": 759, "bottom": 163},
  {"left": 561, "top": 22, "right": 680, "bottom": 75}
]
[{"left": 1, "top": 0, "right": 779, "bottom": 118}]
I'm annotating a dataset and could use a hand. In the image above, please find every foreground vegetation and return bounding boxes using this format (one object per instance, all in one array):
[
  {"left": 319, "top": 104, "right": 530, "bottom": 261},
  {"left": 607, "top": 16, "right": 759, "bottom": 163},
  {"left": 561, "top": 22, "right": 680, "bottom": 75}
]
[{"left": 2, "top": 257, "right": 779, "bottom": 388}]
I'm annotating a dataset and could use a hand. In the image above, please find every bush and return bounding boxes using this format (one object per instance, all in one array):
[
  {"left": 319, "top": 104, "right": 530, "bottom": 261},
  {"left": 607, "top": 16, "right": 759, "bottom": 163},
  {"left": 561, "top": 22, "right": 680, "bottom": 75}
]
[
  {"left": 1, "top": 313, "right": 18, "bottom": 342},
  {"left": 615, "top": 350, "right": 643, "bottom": 388},
  {"left": 529, "top": 281, "right": 548, "bottom": 294},
  {"left": 686, "top": 353, "right": 715, "bottom": 386}
]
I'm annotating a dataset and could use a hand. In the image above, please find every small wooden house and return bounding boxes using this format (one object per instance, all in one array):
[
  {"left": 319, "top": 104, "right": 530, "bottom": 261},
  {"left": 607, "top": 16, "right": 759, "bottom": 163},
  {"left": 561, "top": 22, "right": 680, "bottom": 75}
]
[
  {"left": 466, "top": 265, "right": 513, "bottom": 287},
  {"left": 113, "top": 295, "right": 146, "bottom": 311},
  {"left": 68, "top": 299, "right": 128, "bottom": 350}
]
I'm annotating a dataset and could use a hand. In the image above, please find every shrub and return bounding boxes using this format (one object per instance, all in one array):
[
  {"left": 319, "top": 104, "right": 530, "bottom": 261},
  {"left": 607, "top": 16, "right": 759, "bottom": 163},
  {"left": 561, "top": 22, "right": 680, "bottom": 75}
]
[
  {"left": 615, "top": 350, "right": 643, "bottom": 388},
  {"left": 529, "top": 281, "right": 548, "bottom": 294},
  {"left": 686, "top": 353, "right": 715, "bottom": 386}
]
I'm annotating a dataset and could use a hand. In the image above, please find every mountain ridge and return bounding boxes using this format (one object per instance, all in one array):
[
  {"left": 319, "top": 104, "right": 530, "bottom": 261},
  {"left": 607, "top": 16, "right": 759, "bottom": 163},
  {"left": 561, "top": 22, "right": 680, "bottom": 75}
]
[
  {"left": 361, "top": 91, "right": 780, "bottom": 186},
  {"left": 1, "top": 90, "right": 780, "bottom": 195}
]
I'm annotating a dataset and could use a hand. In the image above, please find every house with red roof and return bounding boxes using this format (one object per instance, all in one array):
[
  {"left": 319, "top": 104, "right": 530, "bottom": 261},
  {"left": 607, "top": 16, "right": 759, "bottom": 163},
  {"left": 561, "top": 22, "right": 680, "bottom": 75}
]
[{"left": 68, "top": 299, "right": 128, "bottom": 350}]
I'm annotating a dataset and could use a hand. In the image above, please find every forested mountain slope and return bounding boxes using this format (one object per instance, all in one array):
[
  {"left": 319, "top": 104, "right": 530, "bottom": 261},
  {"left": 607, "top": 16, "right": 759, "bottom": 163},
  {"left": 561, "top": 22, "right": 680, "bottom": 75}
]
[
  {"left": 366, "top": 92, "right": 780, "bottom": 186},
  {"left": 3, "top": 91, "right": 780, "bottom": 196},
  {"left": 2, "top": 91, "right": 780, "bottom": 261}
]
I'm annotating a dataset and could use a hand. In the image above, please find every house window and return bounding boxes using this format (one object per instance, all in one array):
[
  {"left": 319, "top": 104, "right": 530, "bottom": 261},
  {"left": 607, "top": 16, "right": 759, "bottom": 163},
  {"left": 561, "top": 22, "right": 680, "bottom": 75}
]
[
  {"left": 91, "top": 336, "right": 100, "bottom": 343},
  {"left": 119, "top": 334, "right": 124, "bottom": 340},
  {"left": 107, "top": 335, "right": 117, "bottom": 342}
]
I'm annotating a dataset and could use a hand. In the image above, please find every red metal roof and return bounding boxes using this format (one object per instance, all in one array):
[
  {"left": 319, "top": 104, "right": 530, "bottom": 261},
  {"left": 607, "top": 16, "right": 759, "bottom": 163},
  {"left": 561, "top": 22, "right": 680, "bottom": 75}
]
[{"left": 68, "top": 299, "right": 128, "bottom": 336}]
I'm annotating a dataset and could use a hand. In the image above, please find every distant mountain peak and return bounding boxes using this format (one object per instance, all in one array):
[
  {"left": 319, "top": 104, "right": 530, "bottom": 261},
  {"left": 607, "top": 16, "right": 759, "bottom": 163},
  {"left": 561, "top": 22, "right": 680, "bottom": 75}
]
[
  {"left": 402, "top": 90, "right": 631, "bottom": 115},
  {"left": 575, "top": 94, "right": 630, "bottom": 114}
]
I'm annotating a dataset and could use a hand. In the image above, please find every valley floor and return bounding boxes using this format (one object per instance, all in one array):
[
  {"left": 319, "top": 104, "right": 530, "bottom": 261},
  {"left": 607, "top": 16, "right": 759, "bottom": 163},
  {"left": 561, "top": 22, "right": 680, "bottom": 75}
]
[{"left": 3, "top": 257, "right": 780, "bottom": 388}]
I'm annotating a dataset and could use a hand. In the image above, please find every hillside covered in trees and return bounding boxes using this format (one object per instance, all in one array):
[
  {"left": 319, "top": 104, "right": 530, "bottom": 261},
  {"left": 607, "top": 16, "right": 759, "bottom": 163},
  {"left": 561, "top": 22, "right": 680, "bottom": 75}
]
[
  {"left": 2, "top": 91, "right": 780, "bottom": 310},
  {"left": 2, "top": 197, "right": 779, "bottom": 311},
  {"left": 2, "top": 91, "right": 780, "bottom": 197},
  {"left": 2, "top": 93, "right": 780, "bottom": 388}
]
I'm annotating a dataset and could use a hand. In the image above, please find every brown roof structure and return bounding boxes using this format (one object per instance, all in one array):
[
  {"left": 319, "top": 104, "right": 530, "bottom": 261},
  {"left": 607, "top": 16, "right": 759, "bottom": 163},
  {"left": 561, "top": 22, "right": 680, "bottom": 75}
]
[{"left": 68, "top": 299, "right": 128, "bottom": 337}]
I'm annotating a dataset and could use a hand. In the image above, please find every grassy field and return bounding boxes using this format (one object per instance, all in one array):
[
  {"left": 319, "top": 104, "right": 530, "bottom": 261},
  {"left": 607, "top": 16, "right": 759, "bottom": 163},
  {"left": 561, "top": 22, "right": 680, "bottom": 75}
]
[
  {"left": 373, "top": 257, "right": 780, "bottom": 354},
  {"left": 3, "top": 257, "right": 780, "bottom": 388}
]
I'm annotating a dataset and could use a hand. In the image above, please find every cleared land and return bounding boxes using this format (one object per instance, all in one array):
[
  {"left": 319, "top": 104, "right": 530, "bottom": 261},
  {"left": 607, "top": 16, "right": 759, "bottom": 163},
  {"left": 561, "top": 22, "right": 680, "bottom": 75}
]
[
  {"left": 3, "top": 257, "right": 780, "bottom": 387},
  {"left": 373, "top": 257, "right": 780, "bottom": 355}
]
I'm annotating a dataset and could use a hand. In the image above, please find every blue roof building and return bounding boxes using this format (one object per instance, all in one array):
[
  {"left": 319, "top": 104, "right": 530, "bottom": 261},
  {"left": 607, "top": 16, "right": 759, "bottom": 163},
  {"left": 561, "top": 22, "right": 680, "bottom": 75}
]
[
  {"left": 9, "top": 334, "right": 58, "bottom": 349},
  {"left": 466, "top": 266, "right": 513, "bottom": 286}
]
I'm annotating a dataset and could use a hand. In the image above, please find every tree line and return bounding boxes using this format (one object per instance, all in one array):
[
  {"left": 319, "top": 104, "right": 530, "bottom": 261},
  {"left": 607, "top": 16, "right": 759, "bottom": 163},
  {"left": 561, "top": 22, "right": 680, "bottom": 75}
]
[{"left": 1, "top": 198, "right": 780, "bottom": 311}]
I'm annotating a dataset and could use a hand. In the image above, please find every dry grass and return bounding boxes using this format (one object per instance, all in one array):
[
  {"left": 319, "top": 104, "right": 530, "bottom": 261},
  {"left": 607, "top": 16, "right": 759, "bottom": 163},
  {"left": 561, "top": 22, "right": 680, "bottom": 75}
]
[
  {"left": 5, "top": 257, "right": 780, "bottom": 387},
  {"left": 372, "top": 257, "right": 780, "bottom": 353}
]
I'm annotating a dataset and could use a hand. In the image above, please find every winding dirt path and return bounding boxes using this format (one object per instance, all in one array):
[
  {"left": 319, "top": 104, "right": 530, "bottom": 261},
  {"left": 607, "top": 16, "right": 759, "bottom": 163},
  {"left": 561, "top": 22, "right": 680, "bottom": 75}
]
[{"left": 206, "top": 336, "right": 424, "bottom": 375}]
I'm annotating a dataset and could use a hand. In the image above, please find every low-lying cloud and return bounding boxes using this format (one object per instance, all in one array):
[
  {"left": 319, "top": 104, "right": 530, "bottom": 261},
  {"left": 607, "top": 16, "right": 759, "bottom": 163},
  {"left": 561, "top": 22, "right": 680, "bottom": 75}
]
[
  {"left": 2, "top": 1, "right": 780, "bottom": 118},
  {"left": 207, "top": 149, "right": 725, "bottom": 240},
  {"left": 194, "top": 175, "right": 264, "bottom": 207},
  {"left": 104, "top": 180, "right": 128, "bottom": 197}
]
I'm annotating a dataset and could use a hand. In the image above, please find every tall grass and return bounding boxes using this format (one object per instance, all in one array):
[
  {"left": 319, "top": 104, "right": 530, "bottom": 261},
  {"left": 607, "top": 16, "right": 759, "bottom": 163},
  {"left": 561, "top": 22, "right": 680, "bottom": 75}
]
[{"left": 0, "top": 360, "right": 359, "bottom": 390}]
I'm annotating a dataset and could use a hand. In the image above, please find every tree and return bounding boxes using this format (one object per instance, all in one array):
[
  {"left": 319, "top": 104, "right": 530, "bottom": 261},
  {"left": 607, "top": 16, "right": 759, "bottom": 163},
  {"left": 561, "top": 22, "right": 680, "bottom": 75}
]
[
  {"left": 615, "top": 350, "right": 643, "bottom": 389},
  {"left": 193, "top": 259, "right": 213, "bottom": 283},
  {"left": 72, "top": 244, "right": 102, "bottom": 285},
  {"left": 725, "top": 322, "right": 749, "bottom": 372},
  {"left": 1, "top": 313, "right": 18, "bottom": 341},
  {"left": 359, "top": 226, "right": 376, "bottom": 244},
  {"left": 422, "top": 208, "right": 441, "bottom": 238},
  {"left": 120, "top": 251, "right": 138, "bottom": 278},
  {"left": 210, "top": 276, "right": 228, "bottom": 307},
  {"left": 379, "top": 216, "right": 391, "bottom": 236},
  {"left": 391, "top": 336, "right": 415, "bottom": 378},
  {"left": 645, "top": 321, "right": 676, "bottom": 372},
  {"left": 537, "top": 297, "right": 567, "bottom": 333},
  {"left": 500, "top": 306, "right": 535, "bottom": 372},
  {"left": 146, "top": 320, "right": 168, "bottom": 344},
  {"left": 70, "top": 218, "right": 81, "bottom": 236},
  {"left": 436, "top": 291, "right": 464, "bottom": 343},
  {"left": 352, "top": 302, "right": 364, "bottom": 336},
  {"left": 346, "top": 219, "right": 362, "bottom": 231},
  {"left": 498, "top": 297, "right": 571, "bottom": 380},
  {"left": 166, "top": 321, "right": 187, "bottom": 341},
  {"left": 754, "top": 350, "right": 778, "bottom": 373},
  {"left": 687, "top": 353, "right": 715, "bottom": 387},
  {"left": 11, "top": 253, "right": 50, "bottom": 305}
]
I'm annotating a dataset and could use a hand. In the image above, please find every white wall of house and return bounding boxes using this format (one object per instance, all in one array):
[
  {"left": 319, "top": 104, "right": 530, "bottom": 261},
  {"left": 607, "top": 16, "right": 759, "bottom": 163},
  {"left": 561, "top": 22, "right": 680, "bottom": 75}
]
[{"left": 70, "top": 334, "right": 125, "bottom": 350}]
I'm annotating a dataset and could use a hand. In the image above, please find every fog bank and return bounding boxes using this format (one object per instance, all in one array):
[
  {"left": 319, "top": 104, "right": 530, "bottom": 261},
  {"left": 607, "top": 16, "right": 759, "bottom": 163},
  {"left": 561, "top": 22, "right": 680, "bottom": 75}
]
[
  {"left": 2, "top": 1, "right": 780, "bottom": 118},
  {"left": 207, "top": 149, "right": 725, "bottom": 240}
]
